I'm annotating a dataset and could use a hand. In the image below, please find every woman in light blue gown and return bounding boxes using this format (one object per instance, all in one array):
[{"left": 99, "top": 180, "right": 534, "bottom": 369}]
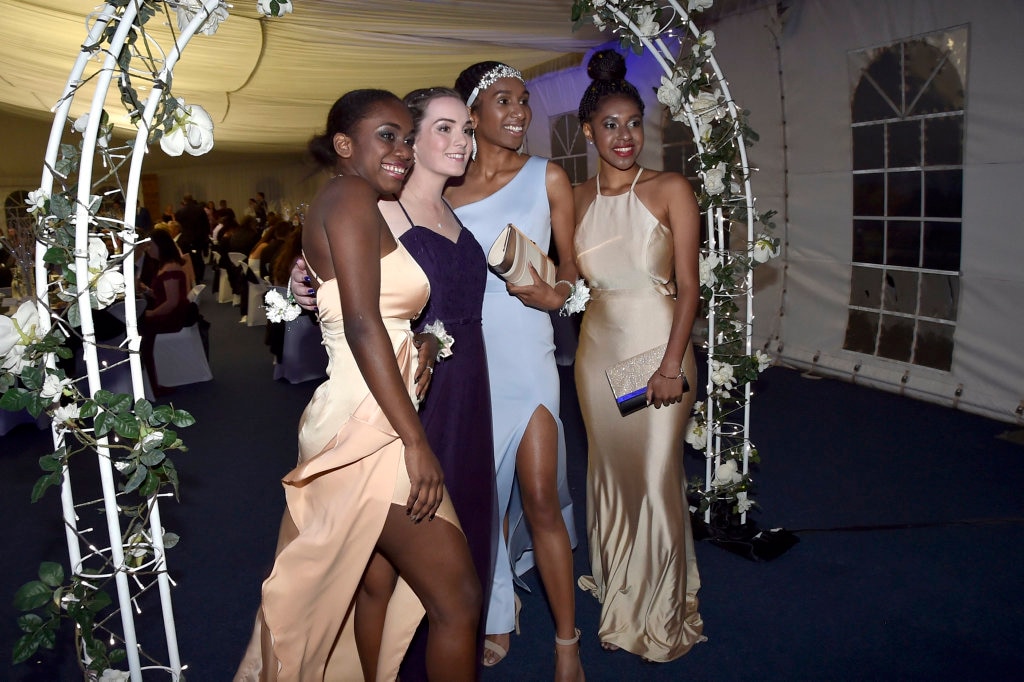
[{"left": 447, "top": 62, "right": 585, "bottom": 682}]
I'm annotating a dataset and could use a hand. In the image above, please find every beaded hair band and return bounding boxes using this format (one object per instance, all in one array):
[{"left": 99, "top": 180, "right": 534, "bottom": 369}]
[{"left": 465, "top": 64, "right": 525, "bottom": 107}]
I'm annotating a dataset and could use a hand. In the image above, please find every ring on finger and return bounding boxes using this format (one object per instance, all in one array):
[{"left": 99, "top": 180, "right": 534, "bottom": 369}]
[{"left": 427, "top": 366, "right": 434, "bottom": 375}]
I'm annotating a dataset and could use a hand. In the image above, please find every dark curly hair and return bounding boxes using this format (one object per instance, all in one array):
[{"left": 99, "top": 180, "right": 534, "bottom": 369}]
[
  {"left": 403, "top": 87, "right": 464, "bottom": 134},
  {"left": 307, "top": 89, "right": 403, "bottom": 168},
  {"left": 577, "top": 50, "right": 645, "bottom": 123}
]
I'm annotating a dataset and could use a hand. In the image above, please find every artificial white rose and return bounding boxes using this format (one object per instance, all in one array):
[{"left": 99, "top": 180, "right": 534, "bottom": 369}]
[
  {"left": 703, "top": 162, "right": 727, "bottom": 195},
  {"left": 1, "top": 343, "right": 28, "bottom": 374},
  {"left": 635, "top": 6, "right": 660, "bottom": 37},
  {"left": 688, "top": 0, "right": 714, "bottom": 11},
  {"left": 257, "top": 0, "right": 293, "bottom": 17},
  {"left": 0, "top": 300, "right": 41, "bottom": 356},
  {"left": 175, "top": 0, "right": 229, "bottom": 36},
  {"left": 40, "top": 373, "right": 68, "bottom": 401},
  {"left": 264, "top": 289, "right": 301, "bottom": 323},
  {"left": 736, "top": 491, "right": 754, "bottom": 513},
  {"left": 27, "top": 188, "right": 48, "bottom": 214},
  {"left": 657, "top": 76, "right": 683, "bottom": 111},
  {"left": 88, "top": 237, "right": 110, "bottom": 271},
  {"left": 710, "top": 359, "right": 735, "bottom": 390},
  {"left": 139, "top": 430, "right": 165, "bottom": 453},
  {"left": 699, "top": 30, "right": 716, "bottom": 49},
  {"left": 689, "top": 89, "right": 722, "bottom": 124},
  {"left": 712, "top": 459, "right": 741, "bottom": 487},
  {"left": 754, "top": 349, "right": 772, "bottom": 372},
  {"left": 98, "top": 670, "right": 130, "bottom": 682},
  {"left": 94, "top": 270, "right": 126, "bottom": 308},
  {"left": 160, "top": 99, "right": 215, "bottom": 157},
  {"left": 73, "top": 112, "right": 111, "bottom": 148},
  {"left": 684, "top": 417, "right": 707, "bottom": 450},
  {"left": 53, "top": 403, "right": 81, "bottom": 424},
  {"left": 593, "top": 0, "right": 607, "bottom": 6},
  {"left": 752, "top": 235, "right": 779, "bottom": 263},
  {"left": 593, "top": 14, "right": 606, "bottom": 30},
  {"left": 698, "top": 252, "right": 720, "bottom": 288}
]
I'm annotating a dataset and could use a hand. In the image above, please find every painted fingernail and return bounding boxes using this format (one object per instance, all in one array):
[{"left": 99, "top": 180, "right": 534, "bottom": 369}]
[
  {"left": 307, "top": 288, "right": 315, "bottom": 296},
  {"left": 303, "top": 276, "right": 311, "bottom": 284}
]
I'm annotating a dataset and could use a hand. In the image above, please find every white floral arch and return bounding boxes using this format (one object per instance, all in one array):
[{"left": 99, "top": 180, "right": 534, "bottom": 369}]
[
  {"left": 4, "top": 2, "right": 291, "bottom": 679},
  {"left": 572, "top": 0, "right": 779, "bottom": 521}
]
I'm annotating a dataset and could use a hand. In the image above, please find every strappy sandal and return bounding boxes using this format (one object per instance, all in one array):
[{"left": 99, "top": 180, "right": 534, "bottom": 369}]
[
  {"left": 482, "top": 593, "right": 521, "bottom": 667},
  {"left": 554, "top": 628, "right": 585, "bottom": 681}
]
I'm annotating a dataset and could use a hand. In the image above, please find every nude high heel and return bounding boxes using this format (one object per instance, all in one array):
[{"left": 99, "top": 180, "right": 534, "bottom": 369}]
[
  {"left": 482, "top": 592, "right": 522, "bottom": 667},
  {"left": 554, "top": 628, "right": 585, "bottom": 681}
]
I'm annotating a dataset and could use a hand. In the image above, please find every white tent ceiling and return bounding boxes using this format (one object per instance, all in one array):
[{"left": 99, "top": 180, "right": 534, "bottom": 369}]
[{"left": 0, "top": 1, "right": 608, "bottom": 151}]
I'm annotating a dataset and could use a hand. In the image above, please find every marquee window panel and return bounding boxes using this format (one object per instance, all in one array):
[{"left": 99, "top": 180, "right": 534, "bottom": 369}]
[
  {"left": 549, "top": 113, "right": 588, "bottom": 186},
  {"left": 844, "top": 26, "right": 967, "bottom": 372}
]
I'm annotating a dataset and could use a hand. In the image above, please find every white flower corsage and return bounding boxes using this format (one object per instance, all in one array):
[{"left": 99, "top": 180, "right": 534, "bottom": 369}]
[
  {"left": 557, "top": 279, "right": 591, "bottom": 317},
  {"left": 264, "top": 286, "right": 301, "bottom": 323},
  {"left": 423, "top": 320, "right": 454, "bottom": 360}
]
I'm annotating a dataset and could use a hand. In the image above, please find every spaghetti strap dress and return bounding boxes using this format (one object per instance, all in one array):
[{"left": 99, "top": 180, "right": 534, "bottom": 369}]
[
  {"left": 258, "top": 242, "right": 461, "bottom": 681},
  {"left": 394, "top": 199, "right": 497, "bottom": 679},
  {"left": 452, "top": 155, "right": 578, "bottom": 635},
  {"left": 573, "top": 169, "right": 704, "bottom": 662}
]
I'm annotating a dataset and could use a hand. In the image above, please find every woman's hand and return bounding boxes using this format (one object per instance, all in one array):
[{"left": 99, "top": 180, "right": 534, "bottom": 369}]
[
  {"left": 290, "top": 257, "right": 318, "bottom": 311},
  {"left": 411, "top": 332, "right": 439, "bottom": 399},
  {"left": 403, "top": 441, "right": 444, "bottom": 522},
  {"left": 506, "top": 265, "right": 566, "bottom": 311},
  {"left": 646, "top": 371, "right": 687, "bottom": 409}
]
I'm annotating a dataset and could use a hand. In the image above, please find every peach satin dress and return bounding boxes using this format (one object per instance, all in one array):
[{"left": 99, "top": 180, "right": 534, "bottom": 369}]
[{"left": 257, "top": 243, "right": 458, "bottom": 681}]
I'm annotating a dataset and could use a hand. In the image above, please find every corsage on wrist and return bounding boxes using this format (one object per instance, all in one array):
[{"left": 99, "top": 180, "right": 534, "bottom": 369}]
[
  {"left": 424, "top": 320, "right": 454, "bottom": 361},
  {"left": 557, "top": 278, "right": 591, "bottom": 317},
  {"left": 264, "top": 283, "right": 302, "bottom": 323}
]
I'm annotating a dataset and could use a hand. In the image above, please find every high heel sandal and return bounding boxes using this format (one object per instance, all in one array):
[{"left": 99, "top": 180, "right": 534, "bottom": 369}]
[
  {"left": 554, "top": 628, "right": 585, "bottom": 681},
  {"left": 482, "top": 592, "right": 521, "bottom": 667}
]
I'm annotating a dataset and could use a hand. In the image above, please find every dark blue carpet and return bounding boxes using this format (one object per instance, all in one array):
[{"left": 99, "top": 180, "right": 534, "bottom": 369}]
[{"left": 3, "top": 286, "right": 1023, "bottom": 680}]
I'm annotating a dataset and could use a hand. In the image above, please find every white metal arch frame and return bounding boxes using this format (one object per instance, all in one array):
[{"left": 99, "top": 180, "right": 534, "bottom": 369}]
[
  {"left": 33, "top": 2, "right": 227, "bottom": 679},
  {"left": 573, "top": 0, "right": 778, "bottom": 522}
]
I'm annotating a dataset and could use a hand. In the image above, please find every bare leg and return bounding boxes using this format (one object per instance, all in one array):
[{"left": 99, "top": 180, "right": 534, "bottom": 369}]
[
  {"left": 483, "top": 513, "right": 513, "bottom": 666},
  {"left": 376, "top": 504, "right": 481, "bottom": 681},
  {"left": 516, "top": 407, "right": 584, "bottom": 682},
  {"left": 354, "top": 553, "right": 398, "bottom": 681}
]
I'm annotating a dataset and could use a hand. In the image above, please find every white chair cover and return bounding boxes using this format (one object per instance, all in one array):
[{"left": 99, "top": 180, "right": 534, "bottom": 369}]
[
  {"left": 272, "top": 308, "right": 327, "bottom": 384},
  {"left": 152, "top": 324, "right": 212, "bottom": 387}
]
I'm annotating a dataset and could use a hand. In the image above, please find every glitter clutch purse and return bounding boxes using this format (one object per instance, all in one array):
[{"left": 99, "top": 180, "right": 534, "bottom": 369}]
[
  {"left": 487, "top": 223, "right": 557, "bottom": 288},
  {"left": 605, "top": 344, "right": 690, "bottom": 416}
]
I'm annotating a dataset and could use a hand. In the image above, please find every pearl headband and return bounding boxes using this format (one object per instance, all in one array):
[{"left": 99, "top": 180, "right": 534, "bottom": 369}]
[{"left": 465, "top": 64, "right": 525, "bottom": 107}]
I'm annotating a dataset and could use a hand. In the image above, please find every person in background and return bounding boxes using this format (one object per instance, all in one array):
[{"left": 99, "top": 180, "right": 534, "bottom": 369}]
[
  {"left": 572, "top": 50, "right": 704, "bottom": 662},
  {"left": 138, "top": 227, "right": 192, "bottom": 397},
  {"left": 174, "top": 193, "right": 210, "bottom": 283}
]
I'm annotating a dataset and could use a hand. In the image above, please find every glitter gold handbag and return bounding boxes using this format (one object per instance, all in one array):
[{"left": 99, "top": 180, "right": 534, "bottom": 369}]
[
  {"left": 605, "top": 344, "right": 690, "bottom": 416},
  {"left": 486, "top": 223, "right": 557, "bottom": 288}
]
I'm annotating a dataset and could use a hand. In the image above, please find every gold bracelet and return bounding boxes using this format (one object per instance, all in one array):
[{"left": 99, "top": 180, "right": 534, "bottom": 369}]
[{"left": 657, "top": 369, "right": 683, "bottom": 380}]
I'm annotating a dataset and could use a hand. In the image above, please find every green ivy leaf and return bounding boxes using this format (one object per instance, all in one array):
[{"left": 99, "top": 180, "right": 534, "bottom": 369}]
[
  {"left": 79, "top": 400, "right": 98, "bottom": 419},
  {"left": 171, "top": 409, "right": 195, "bottom": 428},
  {"left": 12, "top": 632, "right": 40, "bottom": 664},
  {"left": 107, "top": 392, "right": 133, "bottom": 414},
  {"left": 94, "top": 411, "right": 114, "bottom": 437},
  {"left": 113, "top": 413, "right": 140, "bottom": 440},
  {"left": 140, "top": 449, "right": 165, "bottom": 467},
  {"left": 15, "top": 612, "right": 44, "bottom": 634},
  {"left": 134, "top": 398, "right": 153, "bottom": 421},
  {"left": 30, "top": 471, "right": 61, "bottom": 503},
  {"left": 0, "top": 388, "right": 29, "bottom": 411},
  {"left": 151, "top": 404, "right": 174, "bottom": 423},
  {"left": 163, "top": 532, "right": 180, "bottom": 549},
  {"left": 13, "top": 580, "right": 52, "bottom": 611},
  {"left": 139, "top": 469, "right": 160, "bottom": 497},
  {"left": 86, "top": 588, "right": 112, "bottom": 612},
  {"left": 38, "top": 561, "right": 65, "bottom": 587},
  {"left": 123, "top": 465, "right": 147, "bottom": 494}
]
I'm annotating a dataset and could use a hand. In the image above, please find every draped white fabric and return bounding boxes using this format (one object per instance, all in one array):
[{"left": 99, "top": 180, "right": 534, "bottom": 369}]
[{"left": 0, "top": 0, "right": 605, "bottom": 150}]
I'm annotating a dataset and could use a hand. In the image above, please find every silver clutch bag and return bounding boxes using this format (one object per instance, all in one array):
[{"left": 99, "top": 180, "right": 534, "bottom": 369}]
[
  {"left": 605, "top": 344, "right": 690, "bottom": 416},
  {"left": 486, "top": 223, "right": 557, "bottom": 288}
]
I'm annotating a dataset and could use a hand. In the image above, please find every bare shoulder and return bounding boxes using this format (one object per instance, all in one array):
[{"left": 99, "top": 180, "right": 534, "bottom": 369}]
[
  {"left": 573, "top": 176, "right": 598, "bottom": 218},
  {"left": 640, "top": 168, "right": 694, "bottom": 193},
  {"left": 543, "top": 158, "right": 571, "bottom": 184}
]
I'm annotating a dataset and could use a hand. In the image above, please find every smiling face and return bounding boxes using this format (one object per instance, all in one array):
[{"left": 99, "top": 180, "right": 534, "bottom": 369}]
[
  {"left": 335, "top": 99, "right": 414, "bottom": 195},
  {"left": 413, "top": 96, "right": 473, "bottom": 179},
  {"left": 584, "top": 94, "right": 645, "bottom": 172},
  {"left": 471, "top": 77, "right": 531, "bottom": 150}
]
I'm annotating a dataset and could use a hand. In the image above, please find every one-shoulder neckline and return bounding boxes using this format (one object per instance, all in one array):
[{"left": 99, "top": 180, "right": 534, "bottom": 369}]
[{"left": 449, "top": 156, "right": 542, "bottom": 211}]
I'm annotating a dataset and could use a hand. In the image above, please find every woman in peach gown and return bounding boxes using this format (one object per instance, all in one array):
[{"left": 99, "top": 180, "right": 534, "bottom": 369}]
[{"left": 236, "top": 89, "right": 480, "bottom": 682}]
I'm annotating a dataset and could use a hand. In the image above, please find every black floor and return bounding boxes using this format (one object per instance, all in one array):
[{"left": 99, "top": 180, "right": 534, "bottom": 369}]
[{"left": 3, "top": 286, "right": 1024, "bottom": 680}]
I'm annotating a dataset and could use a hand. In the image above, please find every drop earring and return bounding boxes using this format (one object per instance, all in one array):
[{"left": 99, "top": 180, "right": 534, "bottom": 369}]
[{"left": 471, "top": 132, "right": 478, "bottom": 161}]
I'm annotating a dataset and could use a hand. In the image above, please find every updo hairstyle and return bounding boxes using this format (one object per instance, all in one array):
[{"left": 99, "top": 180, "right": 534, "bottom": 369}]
[
  {"left": 307, "top": 89, "right": 403, "bottom": 168},
  {"left": 454, "top": 61, "right": 523, "bottom": 109},
  {"left": 577, "top": 50, "right": 645, "bottom": 123},
  {"left": 403, "top": 87, "right": 464, "bottom": 135}
]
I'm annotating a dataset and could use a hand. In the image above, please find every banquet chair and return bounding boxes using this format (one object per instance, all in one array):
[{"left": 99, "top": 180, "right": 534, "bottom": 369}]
[
  {"left": 246, "top": 275, "right": 270, "bottom": 327},
  {"left": 272, "top": 288, "right": 327, "bottom": 384},
  {"left": 152, "top": 322, "right": 213, "bottom": 387},
  {"left": 74, "top": 298, "right": 155, "bottom": 401},
  {"left": 227, "top": 252, "right": 248, "bottom": 306},
  {"left": 187, "top": 283, "right": 206, "bottom": 304}
]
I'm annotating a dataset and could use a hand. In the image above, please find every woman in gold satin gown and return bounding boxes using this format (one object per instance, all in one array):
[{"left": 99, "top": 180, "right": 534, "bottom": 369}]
[
  {"left": 236, "top": 89, "right": 480, "bottom": 682},
  {"left": 572, "top": 51, "right": 706, "bottom": 662}
]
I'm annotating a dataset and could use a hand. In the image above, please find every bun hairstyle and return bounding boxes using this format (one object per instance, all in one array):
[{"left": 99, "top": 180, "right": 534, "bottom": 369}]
[
  {"left": 403, "top": 86, "right": 463, "bottom": 135},
  {"left": 307, "top": 89, "right": 403, "bottom": 168},
  {"left": 577, "top": 49, "right": 645, "bottom": 123}
]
